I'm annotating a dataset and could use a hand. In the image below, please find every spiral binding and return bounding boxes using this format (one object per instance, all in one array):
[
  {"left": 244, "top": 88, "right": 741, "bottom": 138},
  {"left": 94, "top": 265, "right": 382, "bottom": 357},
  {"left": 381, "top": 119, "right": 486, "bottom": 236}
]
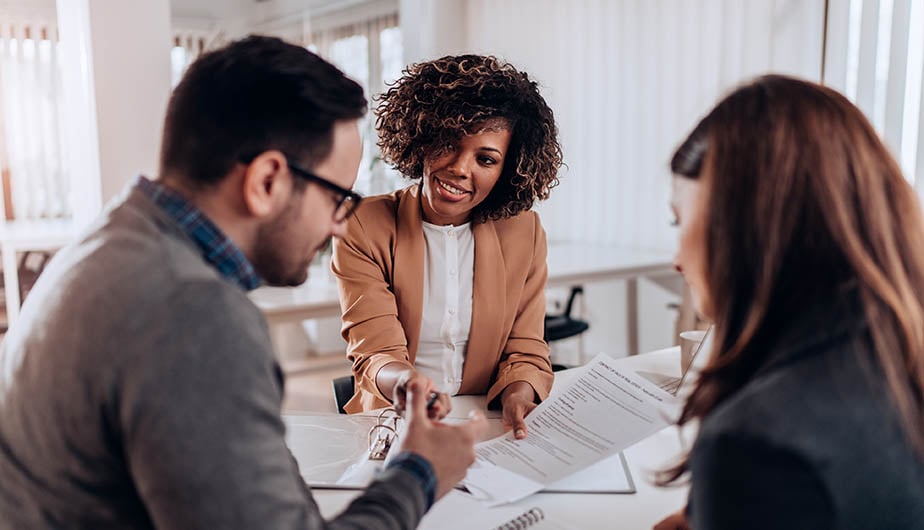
[{"left": 494, "top": 507, "right": 545, "bottom": 529}]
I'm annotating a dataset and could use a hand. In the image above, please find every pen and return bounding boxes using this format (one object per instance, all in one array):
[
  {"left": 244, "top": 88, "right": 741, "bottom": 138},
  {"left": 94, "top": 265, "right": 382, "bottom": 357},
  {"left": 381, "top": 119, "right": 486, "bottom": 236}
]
[{"left": 426, "top": 391, "right": 440, "bottom": 413}]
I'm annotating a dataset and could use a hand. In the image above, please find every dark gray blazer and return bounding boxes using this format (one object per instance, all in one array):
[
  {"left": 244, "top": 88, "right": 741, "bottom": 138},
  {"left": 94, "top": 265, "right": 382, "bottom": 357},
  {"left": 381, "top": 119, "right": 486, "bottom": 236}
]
[
  {"left": 0, "top": 183, "right": 427, "bottom": 529},
  {"left": 689, "top": 296, "right": 924, "bottom": 530}
]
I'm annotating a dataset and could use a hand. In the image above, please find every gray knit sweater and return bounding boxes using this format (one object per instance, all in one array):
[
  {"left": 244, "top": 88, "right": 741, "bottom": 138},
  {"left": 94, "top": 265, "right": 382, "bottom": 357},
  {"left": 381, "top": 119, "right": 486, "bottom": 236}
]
[{"left": 0, "top": 185, "right": 427, "bottom": 529}]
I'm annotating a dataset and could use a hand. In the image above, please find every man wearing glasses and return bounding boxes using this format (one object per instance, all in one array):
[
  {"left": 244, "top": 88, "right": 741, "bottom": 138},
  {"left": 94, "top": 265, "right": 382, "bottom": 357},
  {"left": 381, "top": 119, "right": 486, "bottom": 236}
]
[{"left": 0, "top": 36, "right": 485, "bottom": 529}]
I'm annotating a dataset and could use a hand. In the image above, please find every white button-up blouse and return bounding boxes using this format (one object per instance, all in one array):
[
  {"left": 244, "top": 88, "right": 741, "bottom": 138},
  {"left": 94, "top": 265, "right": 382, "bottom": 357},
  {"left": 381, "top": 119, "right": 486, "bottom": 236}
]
[{"left": 415, "top": 221, "right": 475, "bottom": 395}]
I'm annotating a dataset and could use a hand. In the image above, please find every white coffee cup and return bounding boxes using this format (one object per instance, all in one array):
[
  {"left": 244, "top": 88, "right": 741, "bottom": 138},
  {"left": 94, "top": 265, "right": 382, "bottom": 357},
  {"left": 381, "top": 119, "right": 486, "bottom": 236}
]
[{"left": 679, "top": 329, "right": 707, "bottom": 372}]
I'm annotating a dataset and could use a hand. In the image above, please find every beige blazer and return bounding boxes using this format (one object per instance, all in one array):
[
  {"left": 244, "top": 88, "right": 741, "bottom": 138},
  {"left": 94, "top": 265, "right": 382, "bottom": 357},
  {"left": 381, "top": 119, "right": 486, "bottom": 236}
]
[{"left": 332, "top": 185, "right": 553, "bottom": 413}]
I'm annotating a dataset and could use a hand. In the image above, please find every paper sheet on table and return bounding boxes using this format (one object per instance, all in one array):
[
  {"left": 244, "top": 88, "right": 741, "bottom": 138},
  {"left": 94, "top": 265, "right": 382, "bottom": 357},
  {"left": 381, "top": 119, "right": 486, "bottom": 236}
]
[{"left": 462, "top": 353, "right": 681, "bottom": 505}]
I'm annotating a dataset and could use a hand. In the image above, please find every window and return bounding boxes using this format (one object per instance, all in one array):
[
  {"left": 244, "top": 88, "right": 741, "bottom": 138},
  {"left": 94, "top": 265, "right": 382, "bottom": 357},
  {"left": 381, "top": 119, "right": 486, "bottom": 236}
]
[
  {"left": 169, "top": 11, "right": 403, "bottom": 196},
  {"left": 308, "top": 12, "right": 404, "bottom": 196},
  {"left": 825, "top": 0, "right": 924, "bottom": 191},
  {"left": 0, "top": 19, "right": 70, "bottom": 220},
  {"left": 171, "top": 30, "right": 220, "bottom": 87}
]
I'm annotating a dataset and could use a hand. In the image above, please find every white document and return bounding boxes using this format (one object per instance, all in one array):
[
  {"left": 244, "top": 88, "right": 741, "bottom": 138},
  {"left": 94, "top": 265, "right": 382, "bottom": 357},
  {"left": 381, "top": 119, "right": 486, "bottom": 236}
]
[{"left": 463, "top": 353, "right": 681, "bottom": 504}]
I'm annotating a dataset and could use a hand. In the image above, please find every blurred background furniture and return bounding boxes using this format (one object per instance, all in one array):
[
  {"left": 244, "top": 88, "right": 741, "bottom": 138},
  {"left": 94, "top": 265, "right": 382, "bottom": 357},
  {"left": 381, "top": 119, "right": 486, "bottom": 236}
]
[
  {"left": 332, "top": 375, "right": 355, "bottom": 414},
  {"left": 253, "top": 243, "right": 675, "bottom": 359},
  {"left": 672, "top": 283, "right": 709, "bottom": 340},
  {"left": 544, "top": 285, "right": 589, "bottom": 371},
  {"left": 0, "top": 219, "right": 79, "bottom": 328},
  {"left": 543, "top": 244, "right": 674, "bottom": 356}
]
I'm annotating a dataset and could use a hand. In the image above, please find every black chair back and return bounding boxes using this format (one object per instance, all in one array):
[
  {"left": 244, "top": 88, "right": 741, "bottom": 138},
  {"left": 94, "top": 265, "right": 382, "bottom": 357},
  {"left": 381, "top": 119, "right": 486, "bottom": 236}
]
[
  {"left": 544, "top": 286, "right": 590, "bottom": 371},
  {"left": 543, "top": 286, "right": 590, "bottom": 342},
  {"left": 332, "top": 375, "right": 355, "bottom": 414}
]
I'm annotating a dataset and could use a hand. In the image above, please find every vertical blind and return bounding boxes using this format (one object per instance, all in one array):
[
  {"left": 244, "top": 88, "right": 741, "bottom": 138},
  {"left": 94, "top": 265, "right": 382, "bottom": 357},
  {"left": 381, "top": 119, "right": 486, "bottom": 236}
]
[
  {"left": 824, "top": 0, "right": 924, "bottom": 190},
  {"left": 465, "top": 0, "right": 824, "bottom": 251}
]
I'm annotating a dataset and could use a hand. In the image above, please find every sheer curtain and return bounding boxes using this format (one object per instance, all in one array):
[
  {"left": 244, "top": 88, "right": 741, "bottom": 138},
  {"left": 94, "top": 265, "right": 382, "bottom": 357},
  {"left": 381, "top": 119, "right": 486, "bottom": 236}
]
[
  {"left": 0, "top": 19, "right": 70, "bottom": 220},
  {"left": 170, "top": 32, "right": 205, "bottom": 87},
  {"left": 170, "top": 28, "right": 227, "bottom": 87},
  {"left": 308, "top": 12, "right": 403, "bottom": 196}
]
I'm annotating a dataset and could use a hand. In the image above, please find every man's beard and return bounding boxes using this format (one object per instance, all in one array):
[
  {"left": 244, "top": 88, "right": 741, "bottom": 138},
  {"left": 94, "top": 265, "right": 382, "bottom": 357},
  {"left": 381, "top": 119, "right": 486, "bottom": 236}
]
[{"left": 251, "top": 202, "right": 310, "bottom": 287}]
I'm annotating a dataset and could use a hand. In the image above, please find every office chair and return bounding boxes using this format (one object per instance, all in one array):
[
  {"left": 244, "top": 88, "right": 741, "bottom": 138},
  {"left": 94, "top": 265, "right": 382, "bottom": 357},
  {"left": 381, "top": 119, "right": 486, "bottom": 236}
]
[
  {"left": 544, "top": 286, "right": 590, "bottom": 371},
  {"left": 332, "top": 375, "right": 355, "bottom": 414}
]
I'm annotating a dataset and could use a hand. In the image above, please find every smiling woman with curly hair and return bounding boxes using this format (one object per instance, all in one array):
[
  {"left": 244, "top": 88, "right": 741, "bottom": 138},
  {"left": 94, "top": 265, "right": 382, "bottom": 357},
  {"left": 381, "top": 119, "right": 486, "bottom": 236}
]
[
  {"left": 376, "top": 54, "right": 562, "bottom": 221},
  {"left": 332, "top": 55, "right": 563, "bottom": 436}
]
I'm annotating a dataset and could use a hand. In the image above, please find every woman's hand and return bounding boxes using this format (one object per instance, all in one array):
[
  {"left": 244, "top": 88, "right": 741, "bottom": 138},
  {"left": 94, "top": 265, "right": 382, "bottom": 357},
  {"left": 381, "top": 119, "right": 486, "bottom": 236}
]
[
  {"left": 392, "top": 370, "right": 451, "bottom": 420},
  {"left": 653, "top": 508, "right": 690, "bottom": 530},
  {"left": 500, "top": 381, "right": 538, "bottom": 439}
]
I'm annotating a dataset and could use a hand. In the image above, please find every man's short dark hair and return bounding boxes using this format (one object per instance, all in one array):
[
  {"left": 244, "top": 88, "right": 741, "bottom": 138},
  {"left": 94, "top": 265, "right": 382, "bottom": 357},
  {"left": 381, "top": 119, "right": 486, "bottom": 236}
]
[{"left": 159, "top": 35, "right": 366, "bottom": 186}]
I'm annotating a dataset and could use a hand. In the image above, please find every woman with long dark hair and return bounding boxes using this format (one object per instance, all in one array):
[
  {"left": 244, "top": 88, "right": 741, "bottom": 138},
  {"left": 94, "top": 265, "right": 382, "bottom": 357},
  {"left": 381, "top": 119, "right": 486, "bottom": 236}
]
[{"left": 657, "top": 75, "right": 924, "bottom": 529}]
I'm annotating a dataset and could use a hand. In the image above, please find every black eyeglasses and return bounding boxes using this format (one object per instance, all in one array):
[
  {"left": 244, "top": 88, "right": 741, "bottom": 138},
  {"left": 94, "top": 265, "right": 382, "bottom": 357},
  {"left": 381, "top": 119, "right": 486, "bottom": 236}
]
[{"left": 286, "top": 158, "right": 362, "bottom": 222}]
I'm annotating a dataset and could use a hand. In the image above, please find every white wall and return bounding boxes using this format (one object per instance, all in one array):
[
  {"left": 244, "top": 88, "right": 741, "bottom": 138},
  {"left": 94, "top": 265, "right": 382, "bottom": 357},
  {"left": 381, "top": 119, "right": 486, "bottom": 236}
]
[
  {"left": 0, "top": 0, "right": 55, "bottom": 17},
  {"left": 56, "top": 0, "right": 100, "bottom": 226},
  {"left": 400, "top": 0, "right": 467, "bottom": 64},
  {"left": 404, "top": 0, "right": 826, "bottom": 356},
  {"left": 89, "top": 0, "right": 172, "bottom": 204},
  {"left": 169, "top": 0, "right": 254, "bottom": 44},
  {"left": 57, "top": 0, "right": 172, "bottom": 221}
]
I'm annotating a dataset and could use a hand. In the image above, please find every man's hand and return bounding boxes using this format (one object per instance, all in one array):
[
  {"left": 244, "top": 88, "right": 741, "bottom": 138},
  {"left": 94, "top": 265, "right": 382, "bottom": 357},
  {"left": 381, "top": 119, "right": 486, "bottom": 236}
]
[
  {"left": 500, "top": 381, "right": 538, "bottom": 440},
  {"left": 391, "top": 370, "right": 450, "bottom": 420},
  {"left": 400, "top": 380, "right": 488, "bottom": 499},
  {"left": 654, "top": 508, "right": 690, "bottom": 530}
]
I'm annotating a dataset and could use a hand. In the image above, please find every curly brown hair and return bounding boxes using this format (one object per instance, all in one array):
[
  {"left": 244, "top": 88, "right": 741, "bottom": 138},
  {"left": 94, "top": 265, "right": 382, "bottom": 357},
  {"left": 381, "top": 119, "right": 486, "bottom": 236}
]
[{"left": 375, "top": 54, "right": 563, "bottom": 221}]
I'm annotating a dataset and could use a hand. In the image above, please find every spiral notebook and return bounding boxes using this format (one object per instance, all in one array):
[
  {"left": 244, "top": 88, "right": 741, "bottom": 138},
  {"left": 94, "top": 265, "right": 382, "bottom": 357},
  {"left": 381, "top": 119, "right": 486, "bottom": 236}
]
[
  {"left": 492, "top": 507, "right": 561, "bottom": 529},
  {"left": 418, "top": 490, "right": 572, "bottom": 530}
]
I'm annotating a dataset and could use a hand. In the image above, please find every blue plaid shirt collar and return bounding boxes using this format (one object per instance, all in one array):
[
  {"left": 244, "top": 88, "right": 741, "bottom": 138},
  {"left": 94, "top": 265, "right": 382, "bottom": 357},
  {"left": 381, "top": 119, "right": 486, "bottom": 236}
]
[{"left": 136, "top": 176, "right": 261, "bottom": 291}]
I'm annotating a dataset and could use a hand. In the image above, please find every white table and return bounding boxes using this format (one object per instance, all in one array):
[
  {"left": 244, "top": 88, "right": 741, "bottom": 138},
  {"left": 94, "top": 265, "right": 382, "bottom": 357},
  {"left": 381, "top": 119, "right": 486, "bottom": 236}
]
[
  {"left": 294, "top": 347, "right": 690, "bottom": 529},
  {"left": 0, "top": 219, "right": 80, "bottom": 326},
  {"left": 251, "top": 244, "right": 676, "bottom": 354},
  {"left": 248, "top": 279, "right": 341, "bottom": 325}
]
